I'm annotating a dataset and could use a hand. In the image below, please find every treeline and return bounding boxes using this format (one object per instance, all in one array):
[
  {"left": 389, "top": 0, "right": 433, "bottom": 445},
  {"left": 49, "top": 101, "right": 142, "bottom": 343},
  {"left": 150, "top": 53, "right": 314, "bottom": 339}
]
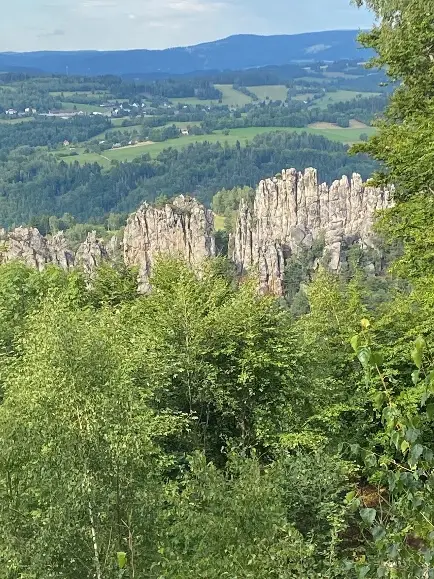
[
  {"left": 0, "top": 132, "right": 378, "bottom": 226},
  {"left": 202, "top": 94, "right": 388, "bottom": 130},
  {"left": 0, "top": 85, "right": 60, "bottom": 113},
  {"left": 115, "top": 78, "right": 222, "bottom": 100},
  {"left": 0, "top": 116, "right": 111, "bottom": 153}
]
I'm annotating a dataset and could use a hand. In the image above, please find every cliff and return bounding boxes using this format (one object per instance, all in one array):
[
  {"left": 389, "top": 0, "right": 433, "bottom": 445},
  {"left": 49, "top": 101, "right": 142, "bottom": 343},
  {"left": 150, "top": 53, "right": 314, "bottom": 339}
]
[
  {"left": 0, "top": 227, "right": 75, "bottom": 271},
  {"left": 75, "top": 231, "right": 110, "bottom": 276},
  {"left": 233, "top": 168, "right": 391, "bottom": 295},
  {"left": 124, "top": 195, "right": 215, "bottom": 292},
  {"left": 0, "top": 175, "right": 389, "bottom": 296},
  {"left": 0, "top": 228, "right": 108, "bottom": 273}
]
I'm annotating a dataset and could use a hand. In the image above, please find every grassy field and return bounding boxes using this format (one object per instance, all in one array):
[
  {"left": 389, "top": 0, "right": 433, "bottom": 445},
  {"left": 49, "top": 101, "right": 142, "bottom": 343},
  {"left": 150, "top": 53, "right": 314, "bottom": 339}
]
[
  {"left": 248, "top": 85, "right": 288, "bottom": 101},
  {"left": 111, "top": 117, "right": 132, "bottom": 126},
  {"left": 169, "top": 85, "right": 252, "bottom": 107},
  {"left": 58, "top": 125, "right": 377, "bottom": 167},
  {"left": 314, "top": 90, "right": 381, "bottom": 108},
  {"left": 60, "top": 102, "right": 104, "bottom": 113},
  {"left": 309, "top": 120, "right": 369, "bottom": 129},
  {"left": 0, "top": 117, "right": 35, "bottom": 124},
  {"left": 215, "top": 85, "right": 252, "bottom": 106},
  {"left": 293, "top": 93, "right": 316, "bottom": 102}
]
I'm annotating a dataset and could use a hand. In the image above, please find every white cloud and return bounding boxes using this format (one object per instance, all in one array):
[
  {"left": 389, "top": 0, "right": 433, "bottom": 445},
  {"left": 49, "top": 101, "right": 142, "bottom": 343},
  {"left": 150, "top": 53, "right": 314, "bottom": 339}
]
[{"left": 168, "top": 0, "right": 223, "bottom": 13}]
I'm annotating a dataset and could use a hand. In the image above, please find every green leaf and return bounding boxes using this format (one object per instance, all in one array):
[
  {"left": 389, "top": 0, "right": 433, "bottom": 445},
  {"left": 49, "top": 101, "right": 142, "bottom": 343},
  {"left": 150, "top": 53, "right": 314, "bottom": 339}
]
[
  {"left": 424, "top": 448, "right": 433, "bottom": 462},
  {"left": 358, "top": 347, "right": 372, "bottom": 369},
  {"left": 412, "top": 369, "right": 420, "bottom": 385},
  {"left": 117, "top": 552, "right": 127, "bottom": 570},
  {"left": 373, "top": 391, "right": 386, "bottom": 410},
  {"left": 358, "top": 565, "right": 370, "bottom": 579},
  {"left": 360, "top": 507, "right": 376, "bottom": 526},
  {"left": 426, "top": 404, "right": 434, "bottom": 420},
  {"left": 350, "top": 444, "right": 361, "bottom": 456},
  {"left": 405, "top": 427, "right": 420, "bottom": 443},
  {"left": 371, "top": 351, "right": 383, "bottom": 367},
  {"left": 401, "top": 440, "right": 410, "bottom": 454},
  {"left": 415, "top": 335, "right": 426, "bottom": 352},
  {"left": 390, "top": 430, "right": 401, "bottom": 449},
  {"left": 411, "top": 336, "right": 426, "bottom": 369},
  {"left": 363, "top": 452, "right": 377, "bottom": 468},
  {"left": 409, "top": 443, "right": 424, "bottom": 464},
  {"left": 351, "top": 335, "right": 360, "bottom": 353},
  {"left": 372, "top": 525, "right": 386, "bottom": 542},
  {"left": 345, "top": 490, "right": 356, "bottom": 504}
]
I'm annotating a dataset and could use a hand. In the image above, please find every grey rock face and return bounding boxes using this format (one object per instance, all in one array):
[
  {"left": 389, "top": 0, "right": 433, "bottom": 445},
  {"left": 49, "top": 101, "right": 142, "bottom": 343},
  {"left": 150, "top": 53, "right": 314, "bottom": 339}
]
[
  {"left": 123, "top": 195, "right": 215, "bottom": 292},
  {"left": 0, "top": 172, "right": 389, "bottom": 297},
  {"left": 0, "top": 228, "right": 107, "bottom": 274},
  {"left": 233, "top": 168, "right": 391, "bottom": 295},
  {"left": 75, "top": 231, "right": 110, "bottom": 276},
  {"left": 0, "top": 196, "right": 215, "bottom": 289},
  {"left": 1, "top": 227, "right": 74, "bottom": 271}
]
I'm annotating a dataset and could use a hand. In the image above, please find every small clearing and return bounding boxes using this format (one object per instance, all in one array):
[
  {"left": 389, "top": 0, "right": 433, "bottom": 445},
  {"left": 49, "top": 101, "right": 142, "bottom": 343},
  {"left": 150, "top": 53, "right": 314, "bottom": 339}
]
[
  {"left": 308, "top": 122, "right": 339, "bottom": 129},
  {"left": 248, "top": 85, "right": 289, "bottom": 102},
  {"left": 112, "top": 140, "right": 155, "bottom": 151},
  {"left": 308, "top": 119, "right": 369, "bottom": 129},
  {"left": 349, "top": 119, "right": 369, "bottom": 128}
]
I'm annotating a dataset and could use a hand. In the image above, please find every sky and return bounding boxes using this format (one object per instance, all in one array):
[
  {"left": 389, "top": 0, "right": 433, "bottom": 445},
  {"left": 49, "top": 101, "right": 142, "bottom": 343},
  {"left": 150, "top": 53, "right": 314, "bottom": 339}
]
[{"left": 1, "top": 0, "right": 374, "bottom": 52}]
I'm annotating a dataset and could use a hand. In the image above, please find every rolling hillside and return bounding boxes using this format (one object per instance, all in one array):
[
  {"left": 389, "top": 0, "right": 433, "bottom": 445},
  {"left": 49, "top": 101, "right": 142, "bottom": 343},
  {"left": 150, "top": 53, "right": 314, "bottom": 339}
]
[{"left": 0, "top": 31, "right": 372, "bottom": 76}]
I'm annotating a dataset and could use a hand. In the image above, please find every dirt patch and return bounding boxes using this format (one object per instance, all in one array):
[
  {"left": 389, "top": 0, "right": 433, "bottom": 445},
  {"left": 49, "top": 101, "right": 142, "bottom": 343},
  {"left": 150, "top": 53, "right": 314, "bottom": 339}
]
[
  {"left": 112, "top": 140, "right": 155, "bottom": 151},
  {"left": 349, "top": 119, "right": 369, "bottom": 128},
  {"left": 308, "top": 122, "right": 339, "bottom": 129}
]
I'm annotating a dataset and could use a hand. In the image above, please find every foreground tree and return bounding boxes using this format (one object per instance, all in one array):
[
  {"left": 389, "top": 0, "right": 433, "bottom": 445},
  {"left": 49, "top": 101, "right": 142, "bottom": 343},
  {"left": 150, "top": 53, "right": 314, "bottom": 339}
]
[
  {"left": 0, "top": 297, "right": 184, "bottom": 578},
  {"left": 353, "top": 0, "right": 434, "bottom": 279}
]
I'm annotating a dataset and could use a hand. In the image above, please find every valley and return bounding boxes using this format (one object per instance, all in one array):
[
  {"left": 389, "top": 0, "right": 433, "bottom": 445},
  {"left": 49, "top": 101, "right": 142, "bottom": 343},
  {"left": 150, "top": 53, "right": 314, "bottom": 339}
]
[{"left": 2, "top": 12, "right": 431, "bottom": 575}]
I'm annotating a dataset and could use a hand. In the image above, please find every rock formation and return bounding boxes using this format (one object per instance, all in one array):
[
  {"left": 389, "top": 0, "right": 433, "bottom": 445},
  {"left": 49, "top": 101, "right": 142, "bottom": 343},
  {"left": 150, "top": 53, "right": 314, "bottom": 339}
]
[
  {"left": 0, "top": 175, "right": 390, "bottom": 296},
  {"left": 124, "top": 195, "right": 215, "bottom": 292},
  {"left": 0, "top": 228, "right": 109, "bottom": 274},
  {"left": 0, "top": 227, "right": 74, "bottom": 271},
  {"left": 233, "top": 168, "right": 391, "bottom": 295},
  {"left": 75, "top": 231, "right": 110, "bottom": 276}
]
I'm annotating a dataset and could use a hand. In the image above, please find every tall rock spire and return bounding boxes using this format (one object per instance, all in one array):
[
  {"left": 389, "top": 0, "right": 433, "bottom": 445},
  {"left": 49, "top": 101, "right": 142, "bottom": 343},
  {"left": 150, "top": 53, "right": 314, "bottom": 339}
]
[
  {"left": 233, "top": 168, "right": 391, "bottom": 295},
  {"left": 123, "top": 195, "right": 215, "bottom": 292}
]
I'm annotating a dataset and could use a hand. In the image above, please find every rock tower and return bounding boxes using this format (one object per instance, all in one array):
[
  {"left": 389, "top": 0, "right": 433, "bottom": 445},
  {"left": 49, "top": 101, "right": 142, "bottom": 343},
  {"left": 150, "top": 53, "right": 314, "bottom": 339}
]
[{"left": 233, "top": 168, "right": 391, "bottom": 295}]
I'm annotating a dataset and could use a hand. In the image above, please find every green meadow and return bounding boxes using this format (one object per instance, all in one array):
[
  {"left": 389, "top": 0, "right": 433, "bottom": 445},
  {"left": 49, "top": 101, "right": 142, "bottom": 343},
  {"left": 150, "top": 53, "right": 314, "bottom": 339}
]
[{"left": 57, "top": 125, "right": 377, "bottom": 167}]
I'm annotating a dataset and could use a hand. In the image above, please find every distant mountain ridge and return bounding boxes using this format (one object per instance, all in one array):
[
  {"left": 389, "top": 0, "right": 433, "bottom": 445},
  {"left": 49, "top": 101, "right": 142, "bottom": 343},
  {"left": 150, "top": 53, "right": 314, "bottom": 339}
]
[{"left": 0, "top": 31, "right": 371, "bottom": 76}]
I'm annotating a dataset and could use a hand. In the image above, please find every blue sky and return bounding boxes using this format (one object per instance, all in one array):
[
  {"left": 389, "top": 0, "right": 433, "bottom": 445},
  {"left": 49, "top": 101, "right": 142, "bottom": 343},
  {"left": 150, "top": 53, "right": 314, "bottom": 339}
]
[{"left": 2, "top": 0, "right": 374, "bottom": 52}]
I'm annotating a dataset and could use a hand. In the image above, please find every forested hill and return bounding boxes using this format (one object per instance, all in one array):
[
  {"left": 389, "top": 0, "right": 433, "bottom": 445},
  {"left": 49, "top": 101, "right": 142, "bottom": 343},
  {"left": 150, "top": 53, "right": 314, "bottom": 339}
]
[
  {"left": 0, "top": 133, "right": 377, "bottom": 227},
  {"left": 0, "top": 31, "right": 372, "bottom": 76}
]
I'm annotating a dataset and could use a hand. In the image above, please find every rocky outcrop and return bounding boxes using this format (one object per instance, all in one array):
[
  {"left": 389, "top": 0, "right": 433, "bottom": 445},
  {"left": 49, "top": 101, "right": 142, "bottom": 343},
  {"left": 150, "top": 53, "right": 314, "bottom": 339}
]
[
  {"left": 75, "top": 231, "right": 110, "bottom": 276},
  {"left": 0, "top": 227, "right": 74, "bottom": 271},
  {"left": 0, "top": 228, "right": 110, "bottom": 274},
  {"left": 124, "top": 195, "right": 215, "bottom": 292},
  {"left": 233, "top": 168, "right": 391, "bottom": 295},
  {"left": 0, "top": 196, "right": 215, "bottom": 288},
  {"left": 0, "top": 174, "right": 389, "bottom": 296}
]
